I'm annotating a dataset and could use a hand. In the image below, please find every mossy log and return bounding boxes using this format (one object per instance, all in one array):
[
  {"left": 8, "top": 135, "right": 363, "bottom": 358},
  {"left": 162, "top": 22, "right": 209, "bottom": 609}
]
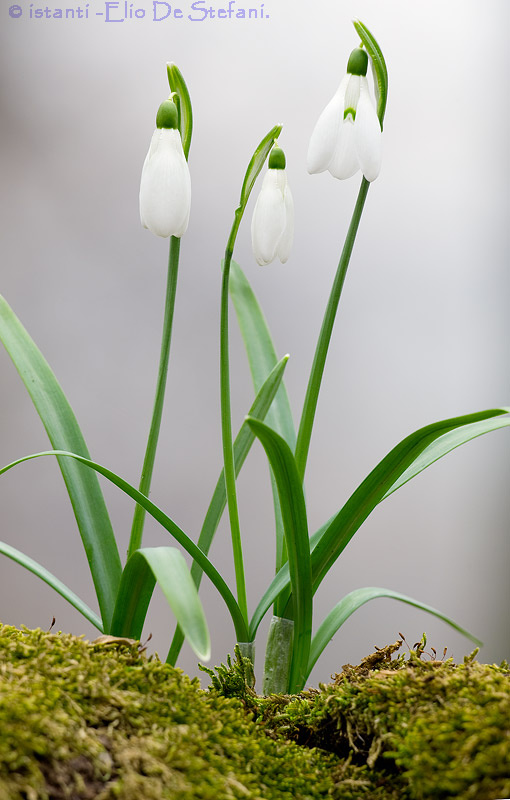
[{"left": 1, "top": 624, "right": 508, "bottom": 799}]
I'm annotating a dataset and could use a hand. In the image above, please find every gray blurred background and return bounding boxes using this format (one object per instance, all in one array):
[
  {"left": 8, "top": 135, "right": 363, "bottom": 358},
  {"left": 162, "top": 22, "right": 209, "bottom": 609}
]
[{"left": 1, "top": 0, "right": 509, "bottom": 687}]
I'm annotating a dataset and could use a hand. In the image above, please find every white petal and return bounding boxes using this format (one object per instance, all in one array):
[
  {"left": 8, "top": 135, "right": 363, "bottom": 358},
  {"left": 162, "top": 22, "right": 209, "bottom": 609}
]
[
  {"left": 354, "top": 77, "right": 382, "bottom": 182},
  {"left": 306, "top": 75, "right": 349, "bottom": 174},
  {"left": 328, "top": 118, "right": 359, "bottom": 179},
  {"left": 277, "top": 182, "right": 294, "bottom": 264},
  {"left": 251, "top": 170, "right": 286, "bottom": 266},
  {"left": 139, "top": 128, "right": 191, "bottom": 238},
  {"left": 343, "top": 74, "right": 361, "bottom": 114}
]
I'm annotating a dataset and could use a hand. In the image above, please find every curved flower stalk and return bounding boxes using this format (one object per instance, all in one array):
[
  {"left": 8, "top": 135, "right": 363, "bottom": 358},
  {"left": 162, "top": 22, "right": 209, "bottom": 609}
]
[
  {"left": 139, "top": 97, "right": 191, "bottom": 238},
  {"left": 251, "top": 146, "right": 294, "bottom": 266},
  {"left": 307, "top": 47, "right": 382, "bottom": 182}
]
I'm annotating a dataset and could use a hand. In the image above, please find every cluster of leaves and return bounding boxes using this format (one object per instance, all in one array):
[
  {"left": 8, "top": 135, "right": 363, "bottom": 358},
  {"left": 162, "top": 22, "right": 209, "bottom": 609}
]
[{"left": 0, "top": 22, "right": 509, "bottom": 695}]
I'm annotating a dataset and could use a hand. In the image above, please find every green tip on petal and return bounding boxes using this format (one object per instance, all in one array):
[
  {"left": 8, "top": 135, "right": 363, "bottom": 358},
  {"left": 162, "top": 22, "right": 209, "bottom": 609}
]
[
  {"left": 268, "top": 146, "right": 286, "bottom": 170},
  {"left": 156, "top": 99, "right": 178, "bottom": 130},
  {"left": 347, "top": 47, "right": 368, "bottom": 76}
]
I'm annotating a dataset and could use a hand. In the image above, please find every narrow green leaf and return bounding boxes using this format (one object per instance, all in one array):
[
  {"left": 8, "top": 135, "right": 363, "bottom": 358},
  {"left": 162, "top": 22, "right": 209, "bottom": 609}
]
[
  {"left": 307, "top": 586, "right": 483, "bottom": 681},
  {"left": 239, "top": 125, "right": 282, "bottom": 212},
  {"left": 250, "top": 408, "right": 510, "bottom": 639},
  {"left": 230, "top": 262, "right": 296, "bottom": 449},
  {"left": 167, "top": 355, "right": 289, "bottom": 664},
  {"left": 352, "top": 19, "right": 388, "bottom": 128},
  {"left": 311, "top": 408, "right": 510, "bottom": 592},
  {"left": 383, "top": 411, "right": 510, "bottom": 499},
  {"left": 0, "top": 541, "right": 103, "bottom": 631},
  {"left": 167, "top": 63, "right": 193, "bottom": 159},
  {"left": 0, "top": 450, "right": 248, "bottom": 642},
  {"left": 111, "top": 547, "right": 210, "bottom": 661},
  {"left": 230, "top": 260, "right": 297, "bottom": 592},
  {"left": 0, "top": 295, "right": 121, "bottom": 631},
  {"left": 249, "top": 518, "right": 332, "bottom": 640},
  {"left": 246, "top": 417, "right": 312, "bottom": 693}
]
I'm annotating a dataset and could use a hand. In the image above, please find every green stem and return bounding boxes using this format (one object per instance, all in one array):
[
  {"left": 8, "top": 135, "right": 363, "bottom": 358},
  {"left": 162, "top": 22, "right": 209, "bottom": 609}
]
[
  {"left": 295, "top": 178, "right": 370, "bottom": 482},
  {"left": 128, "top": 236, "right": 181, "bottom": 559},
  {"left": 220, "top": 227, "right": 249, "bottom": 625}
]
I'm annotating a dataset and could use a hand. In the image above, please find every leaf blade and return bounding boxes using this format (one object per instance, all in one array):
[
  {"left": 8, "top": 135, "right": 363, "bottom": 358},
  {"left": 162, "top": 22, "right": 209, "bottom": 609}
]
[
  {"left": 311, "top": 409, "right": 510, "bottom": 591},
  {"left": 167, "top": 355, "right": 289, "bottom": 663},
  {"left": 307, "top": 586, "right": 482, "bottom": 679},
  {"left": 230, "top": 260, "right": 296, "bottom": 602},
  {"left": 111, "top": 547, "right": 210, "bottom": 661},
  {"left": 230, "top": 261, "right": 296, "bottom": 449},
  {"left": 246, "top": 417, "right": 312, "bottom": 693},
  {"left": 0, "top": 295, "right": 121, "bottom": 631},
  {"left": 0, "top": 449, "right": 248, "bottom": 642},
  {"left": 0, "top": 540, "right": 103, "bottom": 631}
]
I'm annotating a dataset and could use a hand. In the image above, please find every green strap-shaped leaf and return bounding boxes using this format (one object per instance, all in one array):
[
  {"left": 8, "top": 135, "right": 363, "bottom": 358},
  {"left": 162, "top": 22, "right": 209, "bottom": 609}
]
[
  {"left": 352, "top": 19, "right": 388, "bottom": 128},
  {"left": 230, "top": 262, "right": 296, "bottom": 449},
  {"left": 0, "top": 295, "right": 121, "bottom": 631},
  {"left": 311, "top": 408, "right": 510, "bottom": 592},
  {"left": 0, "top": 541, "right": 103, "bottom": 631},
  {"left": 110, "top": 547, "right": 210, "bottom": 661},
  {"left": 249, "top": 519, "right": 331, "bottom": 641},
  {"left": 246, "top": 417, "right": 312, "bottom": 694},
  {"left": 167, "top": 355, "right": 289, "bottom": 664},
  {"left": 230, "top": 260, "right": 296, "bottom": 602},
  {"left": 307, "top": 587, "right": 482, "bottom": 682},
  {"left": 382, "top": 412, "right": 510, "bottom": 499},
  {"left": 167, "top": 63, "right": 193, "bottom": 159},
  {"left": 250, "top": 408, "right": 510, "bottom": 639},
  {"left": 0, "top": 450, "right": 248, "bottom": 642}
]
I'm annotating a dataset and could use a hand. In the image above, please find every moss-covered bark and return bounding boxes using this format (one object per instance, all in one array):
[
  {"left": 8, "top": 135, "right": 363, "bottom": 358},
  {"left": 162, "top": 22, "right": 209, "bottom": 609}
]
[
  {"left": 0, "top": 624, "right": 334, "bottom": 799},
  {"left": 1, "top": 624, "right": 509, "bottom": 800}
]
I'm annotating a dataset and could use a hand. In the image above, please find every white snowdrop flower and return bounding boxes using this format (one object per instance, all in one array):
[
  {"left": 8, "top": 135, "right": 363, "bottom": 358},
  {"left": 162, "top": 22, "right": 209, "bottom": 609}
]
[
  {"left": 139, "top": 98, "right": 191, "bottom": 238},
  {"left": 251, "top": 147, "right": 294, "bottom": 267},
  {"left": 307, "top": 48, "right": 382, "bottom": 182}
]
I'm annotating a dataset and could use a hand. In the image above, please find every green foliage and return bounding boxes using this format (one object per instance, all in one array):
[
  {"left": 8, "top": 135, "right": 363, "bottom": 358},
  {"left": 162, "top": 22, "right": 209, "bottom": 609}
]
[
  {"left": 1, "top": 24, "right": 509, "bottom": 701},
  {"left": 0, "top": 295, "right": 121, "bottom": 632}
]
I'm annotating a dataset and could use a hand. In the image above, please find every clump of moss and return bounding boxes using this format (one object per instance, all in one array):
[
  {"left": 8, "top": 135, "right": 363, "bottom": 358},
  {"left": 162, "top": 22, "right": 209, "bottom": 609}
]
[
  {"left": 199, "top": 645, "right": 258, "bottom": 712},
  {"left": 253, "top": 643, "right": 510, "bottom": 800},
  {"left": 0, "top": 624, "right": 336, "bottom": 799},
  {"left": 3, "top": 626, "right": 509, "bottom": 800}
]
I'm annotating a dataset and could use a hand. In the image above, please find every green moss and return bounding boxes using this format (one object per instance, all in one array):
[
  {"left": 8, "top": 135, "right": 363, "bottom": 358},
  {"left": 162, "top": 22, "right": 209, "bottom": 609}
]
[
  {"left": 2, "top": 626, "right": 509, "bottom": 800},
  {"left": 0, "top": 624, "right": 335, "bottom": 799},
  {"left": 254, "top": 645, "right": 510, "bottom": 800}
]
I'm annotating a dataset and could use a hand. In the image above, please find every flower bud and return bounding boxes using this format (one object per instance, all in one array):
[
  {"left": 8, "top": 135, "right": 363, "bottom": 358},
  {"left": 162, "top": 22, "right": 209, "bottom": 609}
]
[
  {"left": 251, "top": 145, "right": 294, "bottom": 266},
  {"left": 139, "top": 97, "right": 191, "bottom": 239}
]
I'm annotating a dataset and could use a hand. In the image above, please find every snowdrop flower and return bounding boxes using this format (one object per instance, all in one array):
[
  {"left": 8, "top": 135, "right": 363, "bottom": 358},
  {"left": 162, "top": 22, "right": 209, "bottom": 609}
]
[
  {"left": 251, "top": 146, "right": 294, "bottom": 266},
  {"left": 307, "top": 47, "right": 382, "bottom": 182},
  {"left": 139, "top": 98, "right": 191, "bottom": 238}
]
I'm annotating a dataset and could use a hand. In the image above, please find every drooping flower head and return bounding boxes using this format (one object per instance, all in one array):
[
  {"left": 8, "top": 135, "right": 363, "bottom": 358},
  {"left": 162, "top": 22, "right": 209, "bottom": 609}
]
[
  {"left": 307, "top": 46, "right": 382, "bottom": 182},
  {"left": 139, "top": 97, "right": 191, "bottom": 238},
  {"left": 251, "top": 145, "right": 294, "bottom": 267}
]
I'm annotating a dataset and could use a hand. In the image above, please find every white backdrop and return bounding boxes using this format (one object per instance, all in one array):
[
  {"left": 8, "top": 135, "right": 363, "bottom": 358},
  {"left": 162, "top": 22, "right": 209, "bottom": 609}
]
[{"left": 1, "top": 0, "right": 509, "bottom": 687}]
